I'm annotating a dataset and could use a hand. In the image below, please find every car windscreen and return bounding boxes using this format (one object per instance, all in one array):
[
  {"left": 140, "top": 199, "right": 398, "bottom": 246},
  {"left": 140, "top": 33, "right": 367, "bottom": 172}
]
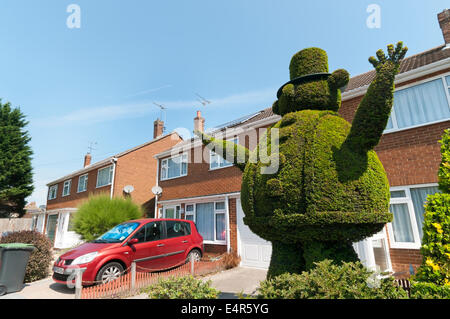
[{"left": 92, "top": 222, "right": 140, "bottom": 243}]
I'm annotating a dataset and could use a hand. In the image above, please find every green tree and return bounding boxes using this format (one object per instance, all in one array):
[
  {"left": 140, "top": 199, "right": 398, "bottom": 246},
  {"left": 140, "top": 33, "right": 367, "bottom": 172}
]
[
  {"left": 0, "top": 101, "right": 33, "bottom": 218},
  {"left": 73, "top": 194, "right": 144, "bottom": 241}
]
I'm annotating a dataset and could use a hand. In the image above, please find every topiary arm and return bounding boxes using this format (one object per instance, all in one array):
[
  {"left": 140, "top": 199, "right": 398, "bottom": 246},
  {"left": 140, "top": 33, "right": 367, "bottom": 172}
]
[
  {"left": 347, "top": 42, "right": 408, "bottom": 152},
  {"left": 194, "top": 130, "right": 250, "bottom": 171}
]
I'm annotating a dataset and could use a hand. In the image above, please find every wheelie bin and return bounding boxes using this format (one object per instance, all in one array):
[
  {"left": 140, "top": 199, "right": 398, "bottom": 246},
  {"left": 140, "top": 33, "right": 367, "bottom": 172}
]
[{"left": 0, "top": 243, "right": 35, "bottom": 296}]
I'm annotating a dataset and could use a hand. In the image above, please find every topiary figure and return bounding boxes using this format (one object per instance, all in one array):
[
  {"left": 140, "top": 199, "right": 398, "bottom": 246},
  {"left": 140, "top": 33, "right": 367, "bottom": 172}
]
[{"left": 197, "top": 43, "right": 407, "bottom": 278}]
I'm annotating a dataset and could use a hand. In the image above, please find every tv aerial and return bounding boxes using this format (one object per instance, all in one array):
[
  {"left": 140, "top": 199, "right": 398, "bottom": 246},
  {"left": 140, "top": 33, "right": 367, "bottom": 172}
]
[
  {"left": 195, "top": 93, "right": 211, "bottom": 107},
  {"left": 153, "top": 102, "right": 167, "bottom": 132},
  {"left": 87, "top": 141, "right": 97, "bottom": 154}
]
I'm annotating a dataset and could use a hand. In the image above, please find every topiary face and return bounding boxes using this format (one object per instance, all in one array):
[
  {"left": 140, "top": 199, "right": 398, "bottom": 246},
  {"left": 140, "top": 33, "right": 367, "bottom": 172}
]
[{"left": 273, "top": 48, "right": 349, "bottom": 115}]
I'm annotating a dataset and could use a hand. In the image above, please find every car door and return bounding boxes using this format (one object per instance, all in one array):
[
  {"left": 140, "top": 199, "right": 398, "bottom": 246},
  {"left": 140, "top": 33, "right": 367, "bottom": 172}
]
[
  {"left": 159, "top": 220, "right": 191, "bottom": 269},
  {"left": 129, "top": 221, "right": 165, "bottom": 271}
]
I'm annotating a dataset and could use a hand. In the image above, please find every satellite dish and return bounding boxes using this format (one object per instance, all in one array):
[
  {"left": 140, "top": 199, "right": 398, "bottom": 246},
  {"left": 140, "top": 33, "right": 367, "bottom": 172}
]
[
  {"left": 152, "top": 186, "right": 163, "bottom": 196},
  {"left": 123, "top": 185, "right": 135, "bottom": 194}
]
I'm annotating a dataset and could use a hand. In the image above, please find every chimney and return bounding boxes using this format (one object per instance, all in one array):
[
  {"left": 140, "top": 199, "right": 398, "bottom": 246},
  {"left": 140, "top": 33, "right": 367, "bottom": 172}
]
[
  {"left": 438, "top": 9, "right": 450, "bottom": 48},
  {"left": 194, "top": 111, "right": 205, "bottom": 133},
  {"left": 153, "top": 119, "right": 164, "bottom": 139},
  {"left": 84, "top": 153, "right": 92, "bottom": 167}
]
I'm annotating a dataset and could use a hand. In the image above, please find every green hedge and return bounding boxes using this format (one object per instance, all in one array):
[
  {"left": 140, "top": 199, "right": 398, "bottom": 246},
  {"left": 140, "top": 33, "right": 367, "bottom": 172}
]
[
  {"left": 143, "top": 276, "right": 219, "bottom": 299},
  {"left": 410, "top": 281, "right": 450, "bottom": 299},
  {"left": 258, "top": 260, "right": 408, "bottom": 299}
]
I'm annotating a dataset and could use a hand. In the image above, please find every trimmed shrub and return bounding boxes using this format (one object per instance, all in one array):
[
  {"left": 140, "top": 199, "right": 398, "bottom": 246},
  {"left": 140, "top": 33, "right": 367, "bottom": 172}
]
[
  {"left": 410, "top": 281, "right": 450, "bottom": 299},
  {"left": 143, "top": 276, "right": 219, "bottom": 299},
  {"left": 0, "top": 230, "right": 53, "bottom": 283},
  {"left": 73, "top": 195, "right": 144, "bottom": 241},
  {"left": 438, "top": 128, "right": 450, "bottom": 193},
  {"left": 257, "top": 260, "right": 408, "bottom": 299},
  {"left": 221, "top": 251, "right": 241, "bottom": 270}
]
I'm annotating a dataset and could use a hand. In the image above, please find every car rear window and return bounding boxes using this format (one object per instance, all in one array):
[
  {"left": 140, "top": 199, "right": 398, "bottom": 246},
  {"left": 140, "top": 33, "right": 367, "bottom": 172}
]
[{"left": 166, "top": 220, "right": 191, "bottom": 238}]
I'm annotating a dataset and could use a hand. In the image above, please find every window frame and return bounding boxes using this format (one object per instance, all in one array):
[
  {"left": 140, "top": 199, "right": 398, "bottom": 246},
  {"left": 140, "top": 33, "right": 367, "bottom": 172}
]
[
  {"left": 77, "top": 174, "right": 88, "bottom": 193},
  {"left": 48, "top": 185, "right": 58, "bottom": 200},
  {"left": 181, "top": 200, "right": 227, "bottom": 245},
  {"left": 160, "top": 153, "right": 188, "bottom": 181},
  {"left": 209, "top": 137, "right": 239, "bottom": 171},
  {"left": 62, "top": 179, "right": 72, "bottom": 197},
  {"left": 96, "top": 165, "right": 114, "bottom": 188},
  {"left": 383, "top": 72, "right": 450, "bottom": 135},
  {"left": 386, "top": 183, "right": 439, "bottom": 249}
]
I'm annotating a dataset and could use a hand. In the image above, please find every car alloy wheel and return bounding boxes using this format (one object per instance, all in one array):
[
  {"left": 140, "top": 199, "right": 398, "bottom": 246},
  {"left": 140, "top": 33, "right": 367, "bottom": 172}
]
[
  {"left": 97, "top": 262, "right": 124, "bottom": 284},
  {"left": 186, "top": 249, "right": 201, "bottom": 263}
]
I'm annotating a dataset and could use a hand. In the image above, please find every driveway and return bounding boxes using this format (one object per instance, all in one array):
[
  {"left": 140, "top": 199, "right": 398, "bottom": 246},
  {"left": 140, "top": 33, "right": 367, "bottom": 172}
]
[
  {"left": 0, "top": 277, "right": 75, "bottom": 299},
  {"left": 1, "top": 266, "right": 267, "bottom": 299}
]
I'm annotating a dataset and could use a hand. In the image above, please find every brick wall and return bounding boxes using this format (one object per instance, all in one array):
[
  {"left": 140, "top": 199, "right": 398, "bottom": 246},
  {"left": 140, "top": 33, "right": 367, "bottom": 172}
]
[
  {"left": 340, "top": 69, "right": 450, "bottom": 274},
  {"left": 46, "top": 163, "right": 113, "bottom": 211},
  {"left": 113, "top": 134, "right": 182, "bottom": 216}
]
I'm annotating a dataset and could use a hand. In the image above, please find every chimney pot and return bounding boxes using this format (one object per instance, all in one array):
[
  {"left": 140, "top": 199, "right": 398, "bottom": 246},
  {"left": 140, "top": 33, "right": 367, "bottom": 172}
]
[
  {"left": 194, "top": 111, "right": 205, "bottom": 133},
  {"left": 438, "top": 9, "right": 450, "bottom": 47},
  {"left": 84, "top": 153, "right": 92, "bottom": 168}
]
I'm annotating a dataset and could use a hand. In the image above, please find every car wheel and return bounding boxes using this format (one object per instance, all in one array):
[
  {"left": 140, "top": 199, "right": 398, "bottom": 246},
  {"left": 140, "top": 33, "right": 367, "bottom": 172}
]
[
  {"left": 95, "top": 262, "right": 124, "bottom": 285},
  {"left": 186, "top": 249, "right": 202, "bottom": 263}
]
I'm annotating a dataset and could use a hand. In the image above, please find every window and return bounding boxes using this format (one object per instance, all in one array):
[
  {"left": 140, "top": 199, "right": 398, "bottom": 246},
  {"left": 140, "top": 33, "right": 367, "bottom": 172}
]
[
  {"left": 77, "top": 174, "right": 88, "bottom": 193},
  {"left": 385, "top": 76, "right": 450, "bottom": 132},
  {"left": 184, "top": 201, "right": 227, "bottom": 243},
  {"left": 68, "top": 213, "right": 76, "bottom": 232},
  {"left": 96, "top": 165, "right": 113, "bottom": 188},
  {"left": 163, "top": 205, "right": 181, "bottom": 219},
  {"left": 210, "top": 138, "right": 238, "bottom": 170},
  {"left": 185, "top": 204, "right": 195, "bottom": 221},
  {"left": 132, "top": 222, "right": 163, "bottom": 243},
  {"left": 48, "top": 185, "right": 58, "bottom": 200},
  {"left": 166, "top": 220, "right": 190, "bottom": 238},
  {"left": 160, "top": 154, "right": 188, "bottom": 180},
  {"left": 62, "top": 180, "right": 71, "bottom": 197},
  {"left": 387, "top": 184, "right": 440, "bottom": 249}
]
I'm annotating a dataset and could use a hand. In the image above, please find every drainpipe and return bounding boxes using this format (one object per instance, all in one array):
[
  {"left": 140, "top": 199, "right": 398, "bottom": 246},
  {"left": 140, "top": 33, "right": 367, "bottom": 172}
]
[
  {"left": 154, "top": 158, "right": 160, "bottom": 218},
  {"left": 110, "top": 157, "right": 117, "bottom": 198},
  {"left": 225, "top": 195, "right": 231, "bottom": 253}
]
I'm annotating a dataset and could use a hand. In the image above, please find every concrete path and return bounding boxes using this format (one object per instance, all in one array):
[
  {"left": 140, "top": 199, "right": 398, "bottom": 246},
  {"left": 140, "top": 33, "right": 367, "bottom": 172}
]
[
  {"left": 1, "top": 266, "right": 267, "bottom": 299},
  {"left": 201, "top": 267, "right": 267, "bottom": 299},
  {"left": 0, "top": 277, "right": 74, "bottom": 299}
]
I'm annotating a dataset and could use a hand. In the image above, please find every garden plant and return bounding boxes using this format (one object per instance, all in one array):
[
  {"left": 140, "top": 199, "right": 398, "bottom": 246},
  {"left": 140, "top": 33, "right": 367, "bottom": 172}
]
[
  {"left": 197, "top": 42, "right": 408, "bottom": 278},
  {"left": 73, "top": 194, "right": 144, "bottom": 241}
]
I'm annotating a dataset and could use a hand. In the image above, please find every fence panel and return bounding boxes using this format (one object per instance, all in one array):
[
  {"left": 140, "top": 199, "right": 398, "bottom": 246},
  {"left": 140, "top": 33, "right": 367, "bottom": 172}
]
[
  {"left": 0, "top": 218, "right": 32, "bottom": 234},
  {"left": 80, "top": 258, "right": 224, "bottom": 299}
]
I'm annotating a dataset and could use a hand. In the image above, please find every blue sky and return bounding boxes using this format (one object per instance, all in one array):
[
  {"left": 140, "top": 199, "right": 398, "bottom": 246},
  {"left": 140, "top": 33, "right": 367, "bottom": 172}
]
[{"left": 0, "top": 0, "right": 447, "bottom": 206}]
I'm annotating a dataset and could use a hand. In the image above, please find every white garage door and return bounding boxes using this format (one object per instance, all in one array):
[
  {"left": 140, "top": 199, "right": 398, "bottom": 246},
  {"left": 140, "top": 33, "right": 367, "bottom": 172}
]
[{"left": 237, "top": 199, "right": 272, "bottom": 269}]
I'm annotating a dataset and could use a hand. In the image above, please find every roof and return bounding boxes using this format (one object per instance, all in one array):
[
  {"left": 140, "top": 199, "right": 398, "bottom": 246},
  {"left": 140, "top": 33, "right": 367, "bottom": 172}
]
[
  {"left": 344, "top": 44, "right": 450, "bottom": 94},
  {"left": 47, "top": 131, "right": 182, "bottom": 186}
]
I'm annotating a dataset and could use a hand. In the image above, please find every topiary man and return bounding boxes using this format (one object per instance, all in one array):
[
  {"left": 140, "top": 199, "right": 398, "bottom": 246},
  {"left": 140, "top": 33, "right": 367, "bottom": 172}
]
[{"left": 197, "top": 43, "right": 408, "bottom": 278}]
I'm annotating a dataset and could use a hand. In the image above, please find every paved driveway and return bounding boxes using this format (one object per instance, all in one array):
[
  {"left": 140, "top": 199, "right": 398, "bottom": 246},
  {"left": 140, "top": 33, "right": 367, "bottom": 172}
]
[
  {"left": 0, "top": 277, "right": 75, "bottom": 299},
  {"left": 1, "top": 266, "right": 267, "bottom": 299}
]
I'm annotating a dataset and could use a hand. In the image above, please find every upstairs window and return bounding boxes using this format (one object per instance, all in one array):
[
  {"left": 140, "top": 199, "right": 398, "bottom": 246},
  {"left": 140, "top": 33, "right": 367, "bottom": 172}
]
[
  {"left": 62, "top": 180, "right": 71, "bottom": 197},
  {"left": 77, "top": 174, "right": 88, "bottom": 193},
  {"left": 385, "top": 76, "right": 450, "bottom": 132},
  {"left": 160, "top": 154, "right": 188, "bottom": 180},
  {"left": 96, "top": 165, "right": 113, "bottom": 188},
  {"left": 210, "top": 137, "right": 238, "bottom": 170},
  {"left": 48, "top": 185, "right": 58, "bottom": 200}
]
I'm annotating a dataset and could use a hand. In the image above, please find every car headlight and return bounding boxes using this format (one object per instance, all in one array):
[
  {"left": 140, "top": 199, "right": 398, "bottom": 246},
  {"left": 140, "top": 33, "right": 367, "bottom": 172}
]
[{"left": 72, "top": 252, "right": 98, "bottom": 265}]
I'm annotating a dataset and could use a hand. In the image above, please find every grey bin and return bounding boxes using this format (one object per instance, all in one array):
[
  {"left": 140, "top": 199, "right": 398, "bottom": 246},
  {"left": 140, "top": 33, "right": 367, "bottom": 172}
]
[{"left": 0, "top": 243, "right": 35, "bottom": 296}]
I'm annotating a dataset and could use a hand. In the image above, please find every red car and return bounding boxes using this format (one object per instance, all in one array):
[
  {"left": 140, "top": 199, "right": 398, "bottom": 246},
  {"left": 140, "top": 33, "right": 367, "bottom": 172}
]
[{"left": 52, "top": 218, "right": 203, "bottom": 286}]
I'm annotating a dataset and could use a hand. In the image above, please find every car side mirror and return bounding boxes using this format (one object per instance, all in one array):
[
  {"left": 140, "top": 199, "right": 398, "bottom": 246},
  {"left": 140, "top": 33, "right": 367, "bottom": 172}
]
[{"left": 128, "top": 238, "right": 139, "bottom": 245}]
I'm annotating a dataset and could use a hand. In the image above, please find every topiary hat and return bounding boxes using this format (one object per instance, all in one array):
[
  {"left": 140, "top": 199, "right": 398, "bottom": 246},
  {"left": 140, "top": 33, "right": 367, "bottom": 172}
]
[{"left": 277, "top": 47, "right": 331, "bottom": 98}]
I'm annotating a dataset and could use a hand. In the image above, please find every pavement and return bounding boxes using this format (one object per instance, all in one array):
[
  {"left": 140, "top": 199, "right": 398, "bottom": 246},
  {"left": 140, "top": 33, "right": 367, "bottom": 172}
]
[{"left": 0, "top": 266, "right": 267, "bottom": 300}]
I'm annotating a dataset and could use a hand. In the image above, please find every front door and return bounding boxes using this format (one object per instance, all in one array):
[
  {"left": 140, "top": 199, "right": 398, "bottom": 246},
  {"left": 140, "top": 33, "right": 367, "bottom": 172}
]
[{"left": 46, "top": 214, "right": 59, "bottom": 243}]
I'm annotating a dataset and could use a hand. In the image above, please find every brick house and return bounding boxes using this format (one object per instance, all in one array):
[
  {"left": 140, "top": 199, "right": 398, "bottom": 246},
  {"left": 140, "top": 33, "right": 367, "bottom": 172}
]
[
  {"left": 44, "top": 119, "right": 182, "bottom": 248},
  {"left": 154, "top": 9, "right": 450, "bottom": 274}
]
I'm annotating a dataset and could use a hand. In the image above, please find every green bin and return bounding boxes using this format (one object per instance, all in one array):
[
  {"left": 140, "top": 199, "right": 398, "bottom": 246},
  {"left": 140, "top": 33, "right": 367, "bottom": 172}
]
[{"left": 0, "top": 243, "right": 35, "bottom": 296}]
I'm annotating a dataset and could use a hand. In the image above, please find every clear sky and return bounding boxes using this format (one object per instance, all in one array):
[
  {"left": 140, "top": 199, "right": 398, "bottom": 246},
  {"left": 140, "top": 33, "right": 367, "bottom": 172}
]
[{"left": 0, "top": 0, "right": 448, "bottom": 206}]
